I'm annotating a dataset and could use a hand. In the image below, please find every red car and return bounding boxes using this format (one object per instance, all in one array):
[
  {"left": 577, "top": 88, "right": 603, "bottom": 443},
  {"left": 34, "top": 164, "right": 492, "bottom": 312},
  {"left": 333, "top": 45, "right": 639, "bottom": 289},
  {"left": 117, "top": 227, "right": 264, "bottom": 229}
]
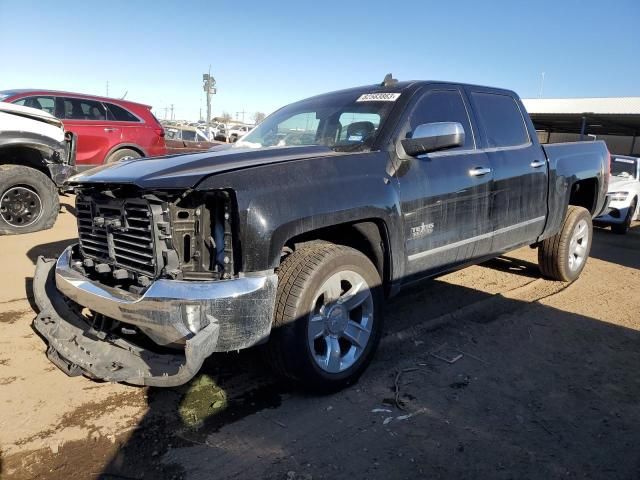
[{"left": 0, "top": 89, "right": 167, "bottom": 169}]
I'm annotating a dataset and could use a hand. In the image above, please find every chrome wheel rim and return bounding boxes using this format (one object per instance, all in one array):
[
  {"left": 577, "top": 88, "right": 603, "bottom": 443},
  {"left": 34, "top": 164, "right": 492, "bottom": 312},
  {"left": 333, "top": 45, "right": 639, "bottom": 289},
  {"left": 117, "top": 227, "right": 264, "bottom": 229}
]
[
  {"left": 307, "top": 270, "right": 374, "bottom": 373},
  {"left": 568, "top": 219, "right": 589, "bottom": 272},
  {"left": 0, "top": 186, "right": 42, "bottom": 228}
]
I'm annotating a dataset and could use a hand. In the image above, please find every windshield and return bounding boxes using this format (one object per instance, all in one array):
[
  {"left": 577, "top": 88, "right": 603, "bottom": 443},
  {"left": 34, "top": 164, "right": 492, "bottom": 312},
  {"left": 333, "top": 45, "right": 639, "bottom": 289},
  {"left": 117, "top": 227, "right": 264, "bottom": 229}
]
[
  {"left": 611, "top": 157, "right": 637, "bottom": 179},
  {"left": 234, "top": 90, "right": 400, "bottom": 152}
]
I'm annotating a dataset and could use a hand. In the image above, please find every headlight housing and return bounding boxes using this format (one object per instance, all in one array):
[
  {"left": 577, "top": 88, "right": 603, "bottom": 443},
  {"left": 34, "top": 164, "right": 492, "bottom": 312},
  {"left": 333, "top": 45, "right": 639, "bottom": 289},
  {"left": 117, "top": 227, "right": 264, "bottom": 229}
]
[{"left": 610, "top": 192, "right": 629, "bottom": 202}]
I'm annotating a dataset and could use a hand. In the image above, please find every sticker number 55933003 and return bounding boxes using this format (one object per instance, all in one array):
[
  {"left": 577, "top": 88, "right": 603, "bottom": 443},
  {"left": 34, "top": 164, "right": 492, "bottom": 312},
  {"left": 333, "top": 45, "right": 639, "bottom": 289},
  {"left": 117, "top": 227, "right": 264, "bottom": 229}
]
[{"left": 356, "top": 93, "right": 401, "bottom": 102}]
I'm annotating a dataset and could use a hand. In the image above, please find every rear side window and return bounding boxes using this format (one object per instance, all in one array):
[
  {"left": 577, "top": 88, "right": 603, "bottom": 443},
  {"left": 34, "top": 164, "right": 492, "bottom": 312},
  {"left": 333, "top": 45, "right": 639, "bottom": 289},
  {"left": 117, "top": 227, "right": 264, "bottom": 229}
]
[
  {"left": 471, "top": 92, "right": 529, "bottom": 148},
  {"left": 105, "top": 103, "right": 140, "bottom": 122},
  {"left": 13, "top": 96, "right": 56, "bottom": 116},
  {"left": 182, "top": 130, "right": 196, "bottom": 141},
  {"left": 408, "top": 90, "right": 474, "bottom": 150},
  {"left": 61, "top": 98, "right": 107, "bottom": 120}
]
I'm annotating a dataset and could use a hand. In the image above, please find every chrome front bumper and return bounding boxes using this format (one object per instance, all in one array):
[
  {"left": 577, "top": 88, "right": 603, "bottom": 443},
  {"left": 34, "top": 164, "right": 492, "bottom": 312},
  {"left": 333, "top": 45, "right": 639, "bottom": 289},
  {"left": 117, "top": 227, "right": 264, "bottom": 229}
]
[{"left": 32, "top": 245, "right": 277, "bottom": 386}]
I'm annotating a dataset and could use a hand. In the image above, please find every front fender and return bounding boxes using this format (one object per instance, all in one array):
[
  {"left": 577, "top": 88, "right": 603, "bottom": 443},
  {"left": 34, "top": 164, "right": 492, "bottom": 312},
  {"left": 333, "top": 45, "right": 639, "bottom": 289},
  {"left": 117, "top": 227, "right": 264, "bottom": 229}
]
[{"left": 196, "top": 151, "right": 404, "bottom": 274}]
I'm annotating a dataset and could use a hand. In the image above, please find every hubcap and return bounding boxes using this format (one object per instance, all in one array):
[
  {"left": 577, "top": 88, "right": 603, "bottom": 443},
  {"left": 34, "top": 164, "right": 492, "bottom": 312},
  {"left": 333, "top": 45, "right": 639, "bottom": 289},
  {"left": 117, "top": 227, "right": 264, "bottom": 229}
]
[
  {"left": 307, "top": 270, "right": 374, "bottom": 374},
  {"left": 568, "top": 219, "right": 589, "bottom": 272},
  {"left": 0, "top": 186, "right": 42, "bottom": 228}
]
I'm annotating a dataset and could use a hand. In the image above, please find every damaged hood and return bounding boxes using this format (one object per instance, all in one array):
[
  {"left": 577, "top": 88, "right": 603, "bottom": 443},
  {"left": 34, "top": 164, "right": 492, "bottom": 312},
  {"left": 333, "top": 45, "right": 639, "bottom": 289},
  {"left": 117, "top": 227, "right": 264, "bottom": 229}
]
[{"left": 68, "top": 145, "right": 339, "bottom": 189}]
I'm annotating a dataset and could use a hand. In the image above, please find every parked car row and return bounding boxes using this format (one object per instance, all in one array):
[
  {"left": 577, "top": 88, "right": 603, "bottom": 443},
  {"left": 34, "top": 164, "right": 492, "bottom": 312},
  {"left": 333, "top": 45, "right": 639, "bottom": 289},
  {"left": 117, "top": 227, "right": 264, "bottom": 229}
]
[{"left": 0, "top": 90, "right": 166, "bottom": 169}]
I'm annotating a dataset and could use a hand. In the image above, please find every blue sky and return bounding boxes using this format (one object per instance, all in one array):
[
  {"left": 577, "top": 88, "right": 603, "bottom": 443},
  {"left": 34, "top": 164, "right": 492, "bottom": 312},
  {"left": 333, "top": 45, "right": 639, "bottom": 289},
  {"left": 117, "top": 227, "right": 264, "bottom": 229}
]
[{"left": 1, "top": 0, "right": 638, "bottom": 122}]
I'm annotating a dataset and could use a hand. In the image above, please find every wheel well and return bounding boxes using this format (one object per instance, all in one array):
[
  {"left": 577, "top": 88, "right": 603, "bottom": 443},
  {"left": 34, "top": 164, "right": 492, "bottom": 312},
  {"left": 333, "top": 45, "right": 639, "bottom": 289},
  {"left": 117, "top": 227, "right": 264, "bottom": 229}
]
[
  {"left": 569, "top": 178, "right": 598, "bottom": 214},
  {"left": 0, "top": 146, "right": 50, "bottom": 178},
  {"left": 284, "top": 220, "right": 391, "bottom": 294}
]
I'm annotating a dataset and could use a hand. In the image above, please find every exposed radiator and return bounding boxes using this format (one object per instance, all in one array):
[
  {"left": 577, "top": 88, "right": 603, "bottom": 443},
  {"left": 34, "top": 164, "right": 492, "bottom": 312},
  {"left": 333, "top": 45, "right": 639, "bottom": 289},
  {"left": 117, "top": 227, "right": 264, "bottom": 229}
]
[{"left": 76, "top": 197, "right": 157, "bottom": 277}]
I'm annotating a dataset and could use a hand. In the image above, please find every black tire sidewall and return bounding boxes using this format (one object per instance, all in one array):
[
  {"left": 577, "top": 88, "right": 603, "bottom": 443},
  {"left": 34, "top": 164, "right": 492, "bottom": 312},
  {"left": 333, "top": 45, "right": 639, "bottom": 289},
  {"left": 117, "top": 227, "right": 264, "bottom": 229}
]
[
  {"left": 0, "top": 165, "right": 59, "bottom": 235},
  {"left": 278, "top": 249, "right": 383, "bottom": 390},
  {"left": 105, "top": 149, "right": 141, "bottom": 164}
]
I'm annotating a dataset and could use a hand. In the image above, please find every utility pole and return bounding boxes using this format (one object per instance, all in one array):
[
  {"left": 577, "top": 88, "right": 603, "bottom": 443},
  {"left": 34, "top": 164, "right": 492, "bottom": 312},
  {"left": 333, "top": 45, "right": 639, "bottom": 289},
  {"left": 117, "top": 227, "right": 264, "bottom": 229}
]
[
  {"left": 106, "top": 81, "right": 109, "bottom": 97},
  {"left": 539, "top": 72, "right": 545, "bottom": 98},
  {"left": 202, "top": 66, "right": 217, "bottom": 132},
  {"left": 236, "top": 110, "right": 247, "bottom": 123},
  {"left": 170, "top": 104, "right": 174, "bottom": 121}
]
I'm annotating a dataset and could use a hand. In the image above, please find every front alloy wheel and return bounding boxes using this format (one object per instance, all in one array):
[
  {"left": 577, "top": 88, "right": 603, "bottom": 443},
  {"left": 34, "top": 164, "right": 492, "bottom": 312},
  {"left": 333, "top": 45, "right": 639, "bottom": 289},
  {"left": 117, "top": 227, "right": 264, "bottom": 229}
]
[
  {"left": 267, "top": 242, "right": 383, "bottom": 391},
  {"left": 308, "top": 270, "right": 374, "bottom": 374}
]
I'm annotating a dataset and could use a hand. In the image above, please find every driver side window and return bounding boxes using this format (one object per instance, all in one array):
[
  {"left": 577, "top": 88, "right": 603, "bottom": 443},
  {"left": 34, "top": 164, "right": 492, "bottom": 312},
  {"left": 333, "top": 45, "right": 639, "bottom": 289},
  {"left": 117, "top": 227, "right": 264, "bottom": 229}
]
[{"left": 408, "top": 90, "right": 475, "bottom": 150}]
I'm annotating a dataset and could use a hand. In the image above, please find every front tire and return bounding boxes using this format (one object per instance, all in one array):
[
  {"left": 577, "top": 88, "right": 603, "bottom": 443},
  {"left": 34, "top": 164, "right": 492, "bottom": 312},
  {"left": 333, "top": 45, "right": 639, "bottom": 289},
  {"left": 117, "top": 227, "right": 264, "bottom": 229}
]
[
  {"left": 538, "top": 206, "right": 593, "bottom": 282},
  {"left": 267, "top": 243, "right": 383, "bottom": 391},
  {"left": 0, "top": 165, "right": 59, "bottom": 235}
]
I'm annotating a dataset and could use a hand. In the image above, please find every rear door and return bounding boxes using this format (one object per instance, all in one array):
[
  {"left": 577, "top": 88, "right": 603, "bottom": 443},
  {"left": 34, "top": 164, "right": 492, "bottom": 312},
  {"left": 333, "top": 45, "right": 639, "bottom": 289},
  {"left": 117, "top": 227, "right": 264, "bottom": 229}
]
[
  {"left": 466, "top": 89, "right": 548, "bottom": 252},
  {"left": 394, "top": 86, "right": 494, "bottom": 280},
  {"left": 58, "top": 97, "right": 115, "bottom": 166},
  {"left": 104, "top": 102, "right": 144, "bottom": 152}
]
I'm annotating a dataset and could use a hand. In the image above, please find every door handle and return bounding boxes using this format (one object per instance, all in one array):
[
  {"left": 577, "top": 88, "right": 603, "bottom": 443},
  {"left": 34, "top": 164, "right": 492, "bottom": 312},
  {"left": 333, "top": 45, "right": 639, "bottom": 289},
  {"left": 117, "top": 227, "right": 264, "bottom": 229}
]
[
  {"left": 104, "top": 127, "right": 118, "bottom": 132},
  {"left": 469, "top": 167, "right": 492, "bottom": 177},
  {"left": 530, "top": 160, "right": 546, "bottom": 168}
]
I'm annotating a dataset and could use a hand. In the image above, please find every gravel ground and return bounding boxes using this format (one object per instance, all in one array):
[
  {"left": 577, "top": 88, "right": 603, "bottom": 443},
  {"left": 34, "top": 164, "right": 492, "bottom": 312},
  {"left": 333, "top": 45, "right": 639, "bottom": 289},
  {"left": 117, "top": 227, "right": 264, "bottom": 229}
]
[{"left": 0, "top": 197, "right": 638, "bottom": 480}]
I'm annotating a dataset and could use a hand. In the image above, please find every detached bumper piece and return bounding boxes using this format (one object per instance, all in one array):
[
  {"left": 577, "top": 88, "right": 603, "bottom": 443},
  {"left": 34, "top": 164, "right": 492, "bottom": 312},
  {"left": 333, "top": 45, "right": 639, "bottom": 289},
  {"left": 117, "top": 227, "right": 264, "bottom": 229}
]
[{"left": 32, "top": 250, "right": 277, "bottom": 387}]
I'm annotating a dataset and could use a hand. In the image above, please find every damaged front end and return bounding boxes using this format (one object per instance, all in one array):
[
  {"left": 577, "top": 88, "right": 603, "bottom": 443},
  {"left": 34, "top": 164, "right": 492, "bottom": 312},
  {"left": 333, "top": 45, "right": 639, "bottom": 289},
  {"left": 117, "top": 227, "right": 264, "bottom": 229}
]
[{"left": 32, "top": 185, "right": 277, "bottom": 386}]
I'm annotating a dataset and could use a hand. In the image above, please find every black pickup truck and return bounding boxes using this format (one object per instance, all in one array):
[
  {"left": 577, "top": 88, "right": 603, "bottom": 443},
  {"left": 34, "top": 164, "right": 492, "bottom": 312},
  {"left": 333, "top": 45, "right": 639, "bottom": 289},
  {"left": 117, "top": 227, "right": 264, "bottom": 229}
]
[{"left": 33, "top": 77, "right": 609, "bottom": 390}]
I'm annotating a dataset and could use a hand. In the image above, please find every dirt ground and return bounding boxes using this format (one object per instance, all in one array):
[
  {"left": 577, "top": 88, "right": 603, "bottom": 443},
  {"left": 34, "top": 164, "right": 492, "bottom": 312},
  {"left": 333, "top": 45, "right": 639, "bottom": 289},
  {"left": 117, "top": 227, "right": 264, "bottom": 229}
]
[{"left": 0, "top": 196, "right": 639, "bottom": 480}]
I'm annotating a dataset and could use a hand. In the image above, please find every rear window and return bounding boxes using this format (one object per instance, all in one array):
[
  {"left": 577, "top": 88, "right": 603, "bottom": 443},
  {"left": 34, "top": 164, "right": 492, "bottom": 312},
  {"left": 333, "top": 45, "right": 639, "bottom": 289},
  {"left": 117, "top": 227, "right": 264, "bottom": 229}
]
[
  {"left": 471, "top": 92, "right": 529, "bottom": 148},
  {"left": 182, "top": 130, "right": 196, "bottom": 141},
  {"left": 105, "top": 103, "right": 140, "bottom": 122}
]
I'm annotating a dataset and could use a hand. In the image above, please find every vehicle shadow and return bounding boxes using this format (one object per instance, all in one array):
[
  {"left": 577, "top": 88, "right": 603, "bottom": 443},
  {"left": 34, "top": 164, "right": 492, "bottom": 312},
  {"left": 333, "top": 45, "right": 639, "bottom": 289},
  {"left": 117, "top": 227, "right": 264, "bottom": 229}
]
[
  {"left": 86, "top": 279, "right": 637, "bottom": 480},
  {"left": 25, "top": 239, "right": 77, "bottom": 265},
  {"left": 482, "top": 254, "right": 540, "bottom": 278},
  {"left": 14, "top": 256, "right": 640, "bottom": 479}
]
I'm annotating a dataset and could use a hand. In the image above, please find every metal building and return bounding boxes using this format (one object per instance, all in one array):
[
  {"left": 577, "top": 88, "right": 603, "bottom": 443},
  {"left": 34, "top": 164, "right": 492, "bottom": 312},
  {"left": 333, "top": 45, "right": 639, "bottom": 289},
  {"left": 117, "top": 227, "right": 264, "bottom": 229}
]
[{"left": 522, "top": 97, "right": 640, "bottom": 156}]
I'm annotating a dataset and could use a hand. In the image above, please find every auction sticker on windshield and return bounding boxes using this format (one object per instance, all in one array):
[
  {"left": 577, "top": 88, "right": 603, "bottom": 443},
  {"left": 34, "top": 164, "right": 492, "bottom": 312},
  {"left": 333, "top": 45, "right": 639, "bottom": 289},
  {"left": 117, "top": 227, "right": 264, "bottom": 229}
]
[{"left": 356, "top": 93, "right": 401, "bottom": 102}]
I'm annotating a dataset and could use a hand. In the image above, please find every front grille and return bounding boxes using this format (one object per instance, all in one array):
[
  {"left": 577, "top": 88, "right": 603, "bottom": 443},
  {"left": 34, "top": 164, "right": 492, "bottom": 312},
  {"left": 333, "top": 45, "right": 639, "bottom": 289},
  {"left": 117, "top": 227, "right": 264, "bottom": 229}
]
[{"left": 76, "top": 197, "right": 157, "bottom": 276}]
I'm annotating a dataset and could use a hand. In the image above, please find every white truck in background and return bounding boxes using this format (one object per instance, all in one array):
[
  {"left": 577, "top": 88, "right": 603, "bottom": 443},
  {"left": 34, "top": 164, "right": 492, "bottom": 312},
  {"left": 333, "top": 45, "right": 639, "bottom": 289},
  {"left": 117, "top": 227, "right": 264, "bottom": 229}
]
[
  {"left": 595, "top": 155, "right": 640, "bottom": 234},
  {"left": 0, "top": 102, "right": 76, "bottom": 234}
]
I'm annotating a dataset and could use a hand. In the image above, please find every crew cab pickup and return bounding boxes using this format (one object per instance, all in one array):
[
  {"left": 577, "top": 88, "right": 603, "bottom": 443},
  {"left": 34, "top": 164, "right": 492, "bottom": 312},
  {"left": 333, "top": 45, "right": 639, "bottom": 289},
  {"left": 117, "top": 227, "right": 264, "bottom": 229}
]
[{"left": 32, "top": 78, "right": 609, "bottom": 390}]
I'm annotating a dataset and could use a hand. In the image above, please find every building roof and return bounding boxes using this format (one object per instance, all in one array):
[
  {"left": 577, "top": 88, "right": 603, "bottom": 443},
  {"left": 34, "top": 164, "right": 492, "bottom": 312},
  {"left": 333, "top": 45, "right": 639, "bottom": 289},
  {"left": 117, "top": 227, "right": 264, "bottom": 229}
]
[
  {"left": 522, "top": 97, "right": 640, "bottom": 136},
  {"left": 523, "top": 97, "right": 640, "bottom": 115}
]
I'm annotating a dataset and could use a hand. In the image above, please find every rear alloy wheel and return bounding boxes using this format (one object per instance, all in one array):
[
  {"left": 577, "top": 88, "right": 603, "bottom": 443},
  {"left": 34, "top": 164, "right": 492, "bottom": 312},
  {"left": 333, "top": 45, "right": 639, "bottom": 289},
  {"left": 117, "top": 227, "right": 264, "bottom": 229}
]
[
  {"left": 267, "top": 243, "right": 383, "bottom": 391},
  {"left": 611, "top": 198, "right": 637, "bottom": 235},
  {"left": 538, "top": 206, "right": 593, "bottom": 282}
]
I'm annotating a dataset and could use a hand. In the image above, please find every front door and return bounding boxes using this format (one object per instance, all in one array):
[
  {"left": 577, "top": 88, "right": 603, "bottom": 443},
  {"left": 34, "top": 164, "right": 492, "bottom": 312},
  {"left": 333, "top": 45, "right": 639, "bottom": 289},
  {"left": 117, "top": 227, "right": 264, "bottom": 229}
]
[{"left": 394, "top": 87, "right": 494, "bottom": 281}]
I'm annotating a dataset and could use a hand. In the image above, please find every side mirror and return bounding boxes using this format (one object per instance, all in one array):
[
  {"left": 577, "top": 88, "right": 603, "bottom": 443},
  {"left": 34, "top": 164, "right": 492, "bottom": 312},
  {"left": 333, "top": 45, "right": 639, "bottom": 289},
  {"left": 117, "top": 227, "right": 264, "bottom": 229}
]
[{"left": 401, "top": 122, "right": 465, "bottom": 156}]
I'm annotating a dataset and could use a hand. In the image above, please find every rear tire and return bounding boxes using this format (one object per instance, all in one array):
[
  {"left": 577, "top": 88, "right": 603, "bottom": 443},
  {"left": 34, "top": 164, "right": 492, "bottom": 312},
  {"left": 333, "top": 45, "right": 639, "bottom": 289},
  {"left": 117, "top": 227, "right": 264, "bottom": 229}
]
[
  {"left": 105, "top": 148, "right": 141, "bottom": 163},
  {"left": 538, "top": 206, "right": 592, "bottom": 282},
  {"left": 0, "top": 165, "right": 59, "bottom": 235},
  {"left": 266, "top": 243, "right": 383, "bottom": 392},
  {"left": 611, "top": 198, "right": 637, "bottom": 235}
]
